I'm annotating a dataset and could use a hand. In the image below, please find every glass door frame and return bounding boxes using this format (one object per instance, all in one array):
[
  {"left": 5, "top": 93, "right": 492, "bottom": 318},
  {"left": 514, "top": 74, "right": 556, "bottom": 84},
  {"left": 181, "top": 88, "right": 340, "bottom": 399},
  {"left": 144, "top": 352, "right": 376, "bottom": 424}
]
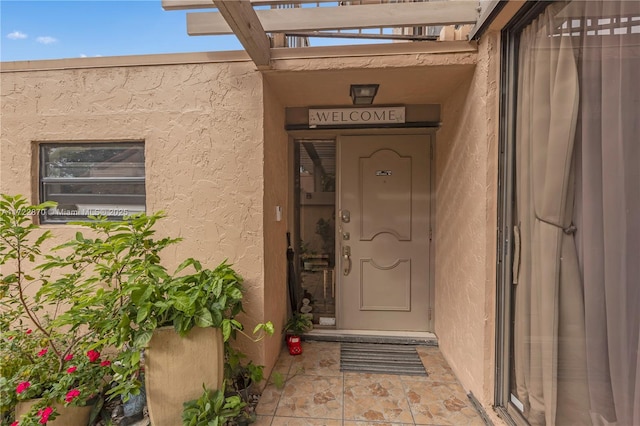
[
  {"left": 494, "top": 2, "right": 554, "bottom": 425},
  {"left": 292, "top": 138, "right": 337, "bottom": 325}
]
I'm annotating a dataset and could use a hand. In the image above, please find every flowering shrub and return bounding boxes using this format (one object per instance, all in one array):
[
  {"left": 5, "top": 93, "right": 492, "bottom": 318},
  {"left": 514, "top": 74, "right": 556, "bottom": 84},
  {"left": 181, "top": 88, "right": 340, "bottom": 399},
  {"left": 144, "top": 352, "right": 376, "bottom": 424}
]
[
  {"left": 0, "top": 195, "right": 112, "bottom": 426},
  {"left": 1, "top": 194, "right": 272, "bottom": 426}
]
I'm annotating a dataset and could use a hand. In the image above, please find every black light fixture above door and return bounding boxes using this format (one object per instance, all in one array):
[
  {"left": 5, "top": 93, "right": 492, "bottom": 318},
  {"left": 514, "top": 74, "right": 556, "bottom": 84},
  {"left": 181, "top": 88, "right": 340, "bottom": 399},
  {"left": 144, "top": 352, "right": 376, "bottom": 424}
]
[{"left": 350, "top": 84, "right": 379, "bottom": 105}]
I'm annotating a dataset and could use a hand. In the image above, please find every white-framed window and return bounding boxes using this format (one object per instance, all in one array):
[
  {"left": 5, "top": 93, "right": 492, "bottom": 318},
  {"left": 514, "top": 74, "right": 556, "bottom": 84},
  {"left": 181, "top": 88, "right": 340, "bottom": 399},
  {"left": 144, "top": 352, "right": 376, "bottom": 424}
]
[{"left": 39, "top": 142, "right": 146, "bottom": 224}]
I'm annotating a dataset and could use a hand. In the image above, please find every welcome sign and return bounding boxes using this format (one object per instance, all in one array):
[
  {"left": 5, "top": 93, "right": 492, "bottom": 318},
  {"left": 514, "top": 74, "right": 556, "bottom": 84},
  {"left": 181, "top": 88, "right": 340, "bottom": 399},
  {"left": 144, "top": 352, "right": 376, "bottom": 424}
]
[{"left": 309, "top": 106, "right": 406, "bottom": 127}]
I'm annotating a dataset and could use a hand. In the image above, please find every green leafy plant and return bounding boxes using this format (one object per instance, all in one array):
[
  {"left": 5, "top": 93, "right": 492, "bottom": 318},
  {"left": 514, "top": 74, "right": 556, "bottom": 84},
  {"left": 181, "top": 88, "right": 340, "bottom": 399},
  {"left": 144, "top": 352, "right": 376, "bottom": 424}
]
[
  {"left": 270, "top": 366, "right": 305, "bottom": 390},
  {"left": 315, "top": 216, "right": 335, "bottom": 257},
  {"left": 321, "top": 173, "right": 335, "bottom": 192},
  {"left": 0, "top": 195, "right": 112, "bottom": 426},
  {"left": 39, "top": 210, "right": 273, "bottom": 403},
  {"left": 283, "top": 313, "right": 313, "bottom": 336},
  {"left": 223, "top": 322, "right": 274, "bottom": 421},
  {"left": 224, "top": 346, "right": 264, "bottom": 394},
  {"left": 34, "top": 211, "right": 178, "bottom": 402},
  {"left": 182, "top": 383, "right": 245, "bottom": 426},
  {"left": 1, "top": 194, "right": 275, "bottom": 424}
]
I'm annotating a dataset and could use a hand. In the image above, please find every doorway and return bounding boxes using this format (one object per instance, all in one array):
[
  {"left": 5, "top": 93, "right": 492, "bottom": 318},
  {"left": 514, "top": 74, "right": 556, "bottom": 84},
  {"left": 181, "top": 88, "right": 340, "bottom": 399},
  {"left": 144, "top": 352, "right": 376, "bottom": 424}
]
[
  {"left": 293, "top": 133, "right": 433, "bottom": 333},
  {"left": 337, "top": 134, "right": 431, "bottom": 332}
]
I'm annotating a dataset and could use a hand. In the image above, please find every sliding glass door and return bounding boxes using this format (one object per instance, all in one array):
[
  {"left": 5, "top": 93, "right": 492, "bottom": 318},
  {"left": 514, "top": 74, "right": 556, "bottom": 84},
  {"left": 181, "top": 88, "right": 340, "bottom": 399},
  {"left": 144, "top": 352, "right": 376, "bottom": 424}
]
[{"left": 498, "top": 2, "right": 639, "bottom": 424}]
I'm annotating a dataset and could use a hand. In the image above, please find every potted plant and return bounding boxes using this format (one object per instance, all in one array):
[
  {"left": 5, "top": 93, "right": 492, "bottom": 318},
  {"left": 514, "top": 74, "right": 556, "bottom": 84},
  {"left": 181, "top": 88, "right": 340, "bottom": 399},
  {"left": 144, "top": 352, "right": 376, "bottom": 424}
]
[
  {"left": 283, "top": 313, "right": 313, "bottom": 355},
  {"left": 26, "top": 212, "right": 172, "bottom": 423},
  {"left": 7, "top": 344, "right": 112, "bottom": 426},
  {"left": 0, "top": 195, "right": 273, "bottom": 425},
  {"left": 224, "top": 346, "right": 265, "bottom": 402},
  {"left": 39, "top": 209, "right": 272, "bottom": 426},
  {"left": 182, "top": 383, "right": 246, "bottom": 426},
  {"left": 0, "top": 195, "right": 112, "bottom": 426}
]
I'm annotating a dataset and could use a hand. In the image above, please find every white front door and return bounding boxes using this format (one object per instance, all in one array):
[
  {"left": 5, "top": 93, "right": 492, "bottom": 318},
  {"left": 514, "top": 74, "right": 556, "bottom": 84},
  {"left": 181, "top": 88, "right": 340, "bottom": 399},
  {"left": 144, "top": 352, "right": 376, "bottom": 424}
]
[{"left": 338, "top": 134, "right": 431, "bottom": 331}]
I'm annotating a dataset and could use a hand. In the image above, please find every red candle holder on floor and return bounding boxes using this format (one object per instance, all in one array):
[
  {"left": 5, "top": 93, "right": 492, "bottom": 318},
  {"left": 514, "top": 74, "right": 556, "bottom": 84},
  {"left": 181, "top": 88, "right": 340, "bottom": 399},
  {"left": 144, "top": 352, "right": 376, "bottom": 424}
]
[{"left": 287, "top": 335, "right": 302, "bottom": 355}]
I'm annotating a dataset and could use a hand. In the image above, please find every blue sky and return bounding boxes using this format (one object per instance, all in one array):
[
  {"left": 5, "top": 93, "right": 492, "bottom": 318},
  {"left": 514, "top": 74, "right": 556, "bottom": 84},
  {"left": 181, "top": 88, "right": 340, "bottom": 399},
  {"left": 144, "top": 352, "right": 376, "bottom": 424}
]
[
  {"left": 0, "top": 0, "right": 245, "bottom": 62},
  {"left": 1, "top": 0, "right": 383, "bottom": 62}
]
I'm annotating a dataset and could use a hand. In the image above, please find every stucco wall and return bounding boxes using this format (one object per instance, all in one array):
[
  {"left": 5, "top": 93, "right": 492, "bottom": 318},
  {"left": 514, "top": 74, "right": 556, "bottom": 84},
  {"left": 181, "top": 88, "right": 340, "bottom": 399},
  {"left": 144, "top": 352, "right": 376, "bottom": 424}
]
[
  {"left": 1, "top": 39, "right": 503, "bottom": 404},
  {"left": 0, "top": 59, "right": 270, "bottom": 363},
  {"left": 262, "top": 78, "right": 289, "bottom": 373},
  {"left": 434, "top": 31, "right": 499, "bottom": 408}
]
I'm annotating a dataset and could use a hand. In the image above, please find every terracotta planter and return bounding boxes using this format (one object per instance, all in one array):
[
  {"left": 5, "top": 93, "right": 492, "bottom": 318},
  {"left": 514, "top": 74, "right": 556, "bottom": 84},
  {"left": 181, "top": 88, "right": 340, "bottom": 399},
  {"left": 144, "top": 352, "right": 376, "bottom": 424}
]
[
  {"left": 145, "top": 326, "right": 224, "bottom": 426},
  {"left": 15, "top": 399, "right": 93, "bottom": 426}
]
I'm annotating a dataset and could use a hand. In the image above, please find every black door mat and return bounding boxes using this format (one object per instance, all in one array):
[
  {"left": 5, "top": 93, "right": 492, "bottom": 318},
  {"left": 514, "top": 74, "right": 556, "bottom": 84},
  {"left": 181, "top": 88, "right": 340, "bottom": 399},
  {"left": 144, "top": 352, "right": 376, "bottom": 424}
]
[{"left": 340, "top": 343, "right": 427, "bottom": 376}]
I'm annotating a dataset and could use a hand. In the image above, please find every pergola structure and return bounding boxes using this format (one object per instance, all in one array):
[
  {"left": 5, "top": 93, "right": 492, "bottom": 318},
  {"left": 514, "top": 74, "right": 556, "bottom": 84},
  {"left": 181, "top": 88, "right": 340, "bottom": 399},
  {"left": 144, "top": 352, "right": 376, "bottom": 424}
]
[{"left": 162, "top": 0, "right": 481, "bottom": 69}]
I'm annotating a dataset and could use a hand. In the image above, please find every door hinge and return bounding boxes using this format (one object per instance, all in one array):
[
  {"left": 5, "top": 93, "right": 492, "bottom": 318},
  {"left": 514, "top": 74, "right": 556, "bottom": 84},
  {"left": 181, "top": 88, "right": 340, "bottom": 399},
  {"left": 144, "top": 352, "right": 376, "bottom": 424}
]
[
  {"left": 428, "top": 307, "right": 433, "bottom": 321},
  {"left": 429, "top": 228, "right": 433, "bottom": 242}
]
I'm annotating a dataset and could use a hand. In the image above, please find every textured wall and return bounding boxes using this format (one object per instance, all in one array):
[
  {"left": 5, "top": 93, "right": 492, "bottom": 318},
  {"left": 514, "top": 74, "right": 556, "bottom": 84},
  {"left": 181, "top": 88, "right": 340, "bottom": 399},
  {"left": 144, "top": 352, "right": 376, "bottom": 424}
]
[
  {"left": 261, "top": 79, "right": 289, "bottom": 373},
  {"left": 481, "top": 32, "right": 500, "bottom": 410},
  {"left": 1, "top": 41, "right": 503, "bottom": 406},
  {"left": 434, "top": 31, "right": 499, "bottom": 406},
  {"left": 0, "top": 60, "right": 269, "bottom": 363}
]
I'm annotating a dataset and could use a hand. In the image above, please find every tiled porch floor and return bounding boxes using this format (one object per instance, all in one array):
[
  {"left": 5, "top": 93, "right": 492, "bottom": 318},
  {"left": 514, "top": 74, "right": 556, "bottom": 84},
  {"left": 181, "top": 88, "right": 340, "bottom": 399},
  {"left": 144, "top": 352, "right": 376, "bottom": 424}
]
[{"left": 254, "top": 341, "right": 485, "bottom": 426}]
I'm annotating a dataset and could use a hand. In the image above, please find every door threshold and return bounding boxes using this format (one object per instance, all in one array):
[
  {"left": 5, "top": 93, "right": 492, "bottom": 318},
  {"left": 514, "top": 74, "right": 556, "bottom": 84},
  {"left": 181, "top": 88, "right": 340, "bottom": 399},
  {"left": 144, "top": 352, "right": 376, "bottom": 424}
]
[{"left": 303, "top": 328, "right": 438, "bottom": 346}]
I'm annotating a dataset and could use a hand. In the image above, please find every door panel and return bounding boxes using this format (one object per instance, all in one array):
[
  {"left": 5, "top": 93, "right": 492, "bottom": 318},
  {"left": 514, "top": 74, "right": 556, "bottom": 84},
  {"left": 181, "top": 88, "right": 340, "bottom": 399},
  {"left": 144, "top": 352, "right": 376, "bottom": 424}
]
[
  {"left": 361, "top": 150, "right": 412, "bottom": 241},
  {"left": 361, "top": 257, "right": 411, "bottom": 311},
  {"left": 338, "top": 134, "right": 430, "bottom": 331}
]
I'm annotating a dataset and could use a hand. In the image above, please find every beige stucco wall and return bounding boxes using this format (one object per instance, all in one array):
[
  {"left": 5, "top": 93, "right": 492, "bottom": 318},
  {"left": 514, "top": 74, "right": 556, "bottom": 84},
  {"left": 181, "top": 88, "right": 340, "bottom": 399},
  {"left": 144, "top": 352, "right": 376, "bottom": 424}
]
[
  {"left": 434, "top": 30, "right": 500, "bottom": 413},
  {"left": 1, "top": 38, "right": 504, "bottom": 413},
  {"left": 0, "top": 57, "right": 272, "bottom": 364},
  {"left": 261, "top": 78, "right": 289, "bottom": 373}
]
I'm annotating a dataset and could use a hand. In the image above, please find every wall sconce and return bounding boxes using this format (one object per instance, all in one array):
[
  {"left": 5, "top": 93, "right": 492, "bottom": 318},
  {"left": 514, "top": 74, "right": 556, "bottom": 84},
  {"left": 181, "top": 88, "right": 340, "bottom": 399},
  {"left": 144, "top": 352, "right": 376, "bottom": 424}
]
[{"left": 350, "top": 84, "right": 379, "bottom": 105}]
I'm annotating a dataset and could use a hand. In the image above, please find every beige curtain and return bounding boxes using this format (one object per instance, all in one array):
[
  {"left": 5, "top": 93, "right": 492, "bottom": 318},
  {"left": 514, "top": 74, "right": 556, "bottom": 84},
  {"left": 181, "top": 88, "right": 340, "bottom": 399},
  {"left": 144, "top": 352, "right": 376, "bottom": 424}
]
[
  {"left": 513, "top": 1, "right": 640, "bottom": 425},
  {"left": 513, "top": 3, "right": 590, "bottom": 425},
  {"left": 574, "top": 1, "right": 640, "bottom": 425}
]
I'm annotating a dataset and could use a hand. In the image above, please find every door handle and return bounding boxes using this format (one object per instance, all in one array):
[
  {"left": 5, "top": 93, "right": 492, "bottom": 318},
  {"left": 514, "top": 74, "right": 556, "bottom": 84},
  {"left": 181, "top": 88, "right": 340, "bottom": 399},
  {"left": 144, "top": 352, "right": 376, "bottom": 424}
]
[{"left": 342, "top": 246, "right": 352, "bottom": 276}]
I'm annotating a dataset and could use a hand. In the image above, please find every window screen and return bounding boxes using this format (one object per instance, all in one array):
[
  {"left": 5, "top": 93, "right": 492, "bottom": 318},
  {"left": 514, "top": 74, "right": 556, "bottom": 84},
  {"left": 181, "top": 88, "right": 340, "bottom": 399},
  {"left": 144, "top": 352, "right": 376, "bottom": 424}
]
[{"left": 39, "top": 142, "right": 145, "bottom": 223}]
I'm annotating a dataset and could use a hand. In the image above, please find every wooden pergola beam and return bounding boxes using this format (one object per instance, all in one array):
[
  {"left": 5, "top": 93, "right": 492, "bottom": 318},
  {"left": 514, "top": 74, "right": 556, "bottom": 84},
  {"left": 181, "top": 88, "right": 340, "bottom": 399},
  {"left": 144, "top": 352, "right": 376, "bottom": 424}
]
[
  {"left": 186, "top": 1, "right": 479, "bottom": 35},
  {"left": 163, "top": 0, "right": 336, "bottom": 10},
  {"left": 213, "top": 0, "right": 271, "bottom": 68}
]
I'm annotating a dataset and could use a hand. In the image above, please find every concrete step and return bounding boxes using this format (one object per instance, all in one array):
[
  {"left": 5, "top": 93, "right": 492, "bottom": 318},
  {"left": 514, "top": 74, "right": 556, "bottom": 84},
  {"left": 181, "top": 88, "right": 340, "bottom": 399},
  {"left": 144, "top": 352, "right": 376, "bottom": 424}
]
[{"left": 304, "top": 329, "right": 438, "bottom": 346}]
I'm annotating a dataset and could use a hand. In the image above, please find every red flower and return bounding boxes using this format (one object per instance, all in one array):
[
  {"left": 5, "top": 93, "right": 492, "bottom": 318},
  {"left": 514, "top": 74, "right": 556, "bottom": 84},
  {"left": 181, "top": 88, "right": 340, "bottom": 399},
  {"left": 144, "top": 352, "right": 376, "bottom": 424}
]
[
  {"left": 16, "top": 381, "right": 30, "bottom": 394},
  {"left": 100, "top": 360, "right": 111, "bottom": 367},
  {"left": 36, "top": 348, "right": 48, "bottom": 357},
  {"left": 65, "top": 389, "right": 80, "bottom": 403},
  {"left": 67, "top": 366, "right": 77, "bottom": 373},
  {"left": 26, "top": 329, "right": 32, "bottom": 335},
  {"left": 86, "top": 349, "right": 100, "bottom": 362},
  {"left": 64, "top": 353, "right": 74, "bottom": 361},
  {"left": 37, "top": 406, "right": 53, "bottom": 424},
  {"left": 11, "top": 421, "right": 18, "bottom": 426}
]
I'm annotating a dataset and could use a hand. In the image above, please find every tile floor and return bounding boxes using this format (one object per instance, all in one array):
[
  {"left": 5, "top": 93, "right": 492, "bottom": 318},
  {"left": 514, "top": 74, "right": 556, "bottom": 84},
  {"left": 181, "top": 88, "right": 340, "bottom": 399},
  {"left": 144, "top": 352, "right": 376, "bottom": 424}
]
[{"left": 254, "top": 341, "right": 486, "bottom": 426}]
